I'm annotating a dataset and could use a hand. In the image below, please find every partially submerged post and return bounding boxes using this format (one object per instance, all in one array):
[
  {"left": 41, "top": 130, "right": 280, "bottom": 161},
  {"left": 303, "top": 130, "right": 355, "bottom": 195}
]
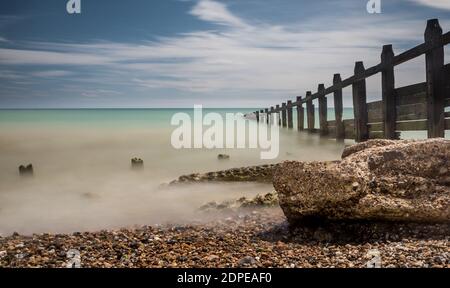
[
  {"left": 352, "top": 61, "right": 369, "bottom": 142},
  {"left": 333, "top": 74, "right": 345, "bottom": 140},
  {"left": 276, "top": 105, "right": 281, "bottom": 126},
  {"left": 131, "top": 158, "right": 144, "bottom": 170},
  {"left": 306, "top": 91, "right": 315, "bottom": 132},
  {"left": 270, "top": 106, "right": 275, "bottom": 125},
  {"left": 265, "top": 108, "right": 269, "bottom": 124},
  {"left": 287, "top": 100, "right": 293, "bottom": 129},
  {"left": 281, "top": 103, "right": 287, "bottom": 127},
  {"left": 19, "top": 164, "right": 33, "bottom": 177},
  {"left": 296, "top": 96, "right": 304, "bottom": 131},
  {"left": 318, "top": 84, "right": 328, "bottom": 136}
]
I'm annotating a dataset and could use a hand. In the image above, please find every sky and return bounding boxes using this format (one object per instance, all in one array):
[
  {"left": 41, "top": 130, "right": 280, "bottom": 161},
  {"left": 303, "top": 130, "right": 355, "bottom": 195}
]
[{"left": 0, "top": 0, "right": 449, "bottom": 108}]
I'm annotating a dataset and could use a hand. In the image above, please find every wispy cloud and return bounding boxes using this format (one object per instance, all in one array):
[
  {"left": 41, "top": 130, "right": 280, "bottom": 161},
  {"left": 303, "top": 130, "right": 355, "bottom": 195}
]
[
  {"left": 1, "top": 0, "right": 448, "bottom": 107},
  {"left": 409, "top": 0, "right": 450, "bottom": 10},
  {"left": 32, "top": 70, "right": 73, "bottom": 78}
]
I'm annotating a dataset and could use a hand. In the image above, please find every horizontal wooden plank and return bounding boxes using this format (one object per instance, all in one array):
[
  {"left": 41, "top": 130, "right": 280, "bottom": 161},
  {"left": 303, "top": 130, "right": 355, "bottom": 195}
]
[
  {"left": 397, "top": 113, "right": 427, "bottom": 121},
  {"left": 367, "top": 101, "right": 382, "bottom": 112},
  {"left": 368, "top": 102, "right": 427, "bottom": 123},
  {"left": 393, "top": 43, "right": 429, "bottom": 66},
  {"left": 343, "top": 119, "right": 354, "bottom": 128},
  {"left": 368, "top": 112, "right": 429, "bottom": 124},
  {"left": 369, "top": 131, "right": 384, "bottom": 139},
  {"left": 328, "top": 120, "right": 336, "bottom": 127},
  {"left": 368, "top": 122, "right": 383, "bottom": 131},
  {"left": 396, "top": 120, "right": 428, "bottom": 131},
  {"left": 396, "top": 84, "right": 427, "bottom": 106},
  {"left": 369, "top": 119, "right": 429, "bottom": 131},
  {"left": 397, "top": 103, "right": 427, "bottom": 118},
  {"left": 397, "top": 91, "right": 427, "bottom": 107},
  {"left": 396, "top": 82, "right": 426, "bottom": 98},
  {"left": 368, "top": 109, "right": 382, "bottom": 123},
  {"left": 444, "top": 31, "right": 450, "bottom": 45}
]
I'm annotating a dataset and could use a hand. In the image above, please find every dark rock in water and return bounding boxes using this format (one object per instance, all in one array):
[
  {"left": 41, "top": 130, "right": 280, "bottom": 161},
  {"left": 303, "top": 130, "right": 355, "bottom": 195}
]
[
  {"left": 170, "top": 164, "right": 279, "bottom": 185},
  {"left": 199, "top": 192, "right": 278, "bottom": 212},
  {"left": 131, "top": 158, "right": 144, "bottom": 169},
  {"left": 19, "top": 164, "right": 33, "bottom": 176},
  {"left": 217, "top": 154, "right": 230, "bottom": 160},
  {"left": 273, "top": 139, "right": 450, "bottom": 224}
]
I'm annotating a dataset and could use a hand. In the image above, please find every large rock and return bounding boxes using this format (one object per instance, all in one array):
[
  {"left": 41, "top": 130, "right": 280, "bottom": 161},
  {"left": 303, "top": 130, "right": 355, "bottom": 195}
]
[{"left": 273, "top": 139, "right": 450, "bottom": 223}]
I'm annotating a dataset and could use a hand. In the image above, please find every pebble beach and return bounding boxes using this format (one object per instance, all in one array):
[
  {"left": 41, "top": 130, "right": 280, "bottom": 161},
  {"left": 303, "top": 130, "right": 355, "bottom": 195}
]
[{"left": 0, "top": 207, "right": 448, "bottom": 268}]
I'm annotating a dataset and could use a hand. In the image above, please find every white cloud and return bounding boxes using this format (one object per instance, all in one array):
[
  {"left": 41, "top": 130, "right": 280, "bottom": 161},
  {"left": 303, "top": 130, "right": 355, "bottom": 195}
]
[
  {"left": 189, "top": 0, "right": 248, "bottom": 28},
  {"left": 409, "top": 0, "right": 450, "bottom": 10}
]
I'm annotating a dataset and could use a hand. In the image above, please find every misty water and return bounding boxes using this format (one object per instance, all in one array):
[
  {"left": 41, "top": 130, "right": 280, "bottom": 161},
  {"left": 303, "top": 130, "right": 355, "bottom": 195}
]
[{"left": 0, "top": 109, "right": 353, "bottom": 235}]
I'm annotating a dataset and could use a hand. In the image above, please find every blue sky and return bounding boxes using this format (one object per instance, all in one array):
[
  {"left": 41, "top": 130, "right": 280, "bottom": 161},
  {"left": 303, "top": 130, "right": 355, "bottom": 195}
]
[{"left": 0, "top": 0, "right": 449, "bottom": 108}]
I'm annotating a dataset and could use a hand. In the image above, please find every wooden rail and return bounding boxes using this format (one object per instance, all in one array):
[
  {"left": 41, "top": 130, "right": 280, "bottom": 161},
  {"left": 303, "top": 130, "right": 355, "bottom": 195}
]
[{"left": 255, "top": 19, "right": 450, "bottom": 141}]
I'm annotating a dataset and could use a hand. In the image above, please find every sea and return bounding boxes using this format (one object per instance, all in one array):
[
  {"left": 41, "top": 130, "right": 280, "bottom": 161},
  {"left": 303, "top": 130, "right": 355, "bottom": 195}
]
[{"left": 0, "top": 108, "right": 447, "bottom": 235}]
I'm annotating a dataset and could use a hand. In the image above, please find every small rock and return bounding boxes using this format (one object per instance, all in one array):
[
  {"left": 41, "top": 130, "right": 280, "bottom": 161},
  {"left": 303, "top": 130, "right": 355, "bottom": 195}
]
[
  {"left": 238, "top": 256, "right": 257, "bottom": 267},
  {"left": 217, "top": 154, "right": 230, "bottom": 160}
]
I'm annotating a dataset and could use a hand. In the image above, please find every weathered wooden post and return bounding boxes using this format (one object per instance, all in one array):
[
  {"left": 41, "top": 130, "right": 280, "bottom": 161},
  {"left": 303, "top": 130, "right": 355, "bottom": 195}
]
[
  {"left": 270, "top": 106, "right": 274, "bottom": 125},
  {"left": 256, "top": 111, "right": 260, "bottom": 122},
  {"left": 381, "top": 44, "right": 397, "bottom": 139},
  {"left": 333, "top": 74, "right": 345, "bottom": 140},
  {"left": 352, "top": 61, "right": 369, "bottom": 142},
  {"left": 425, "top": 19, "right": 445, "bottom": 138},
  {"left": 281, "top": 103, "right": 287, "bottom": 127},
  {"left": 296, "top": 96, "right": 304, "bottom": 131},
  {"left": 287, "top": 100, "right": 293, "bottom": 129},
  {"left": 265, "top": 108, "right": 269, "bottom": 124},
  {"left": 276, "top": 104, "right": 281, "bottom": 126},
  {"left": 318, "top": 84, "right": 328, "bottom": 136},
  {"left": 306, "top": 91, "right": 315, "bottom": 132}
]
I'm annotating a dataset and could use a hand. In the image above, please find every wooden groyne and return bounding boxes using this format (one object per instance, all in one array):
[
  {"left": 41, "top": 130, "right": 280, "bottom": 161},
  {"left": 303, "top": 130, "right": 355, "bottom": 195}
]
[{"left": 254, "top": 19, "right": 450, "bottom": 142}]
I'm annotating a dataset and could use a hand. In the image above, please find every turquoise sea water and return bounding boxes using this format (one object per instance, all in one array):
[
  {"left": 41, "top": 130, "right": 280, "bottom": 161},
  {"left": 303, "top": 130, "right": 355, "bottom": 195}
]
[{"left": 0, "top": 108, "right": 354, "bottom": 127}]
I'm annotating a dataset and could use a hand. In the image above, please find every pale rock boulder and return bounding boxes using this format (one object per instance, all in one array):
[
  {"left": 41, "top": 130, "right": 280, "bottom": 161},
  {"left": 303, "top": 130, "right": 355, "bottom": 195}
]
[{"left": 273, "top": 139, "right": 450, "bottom": 223}]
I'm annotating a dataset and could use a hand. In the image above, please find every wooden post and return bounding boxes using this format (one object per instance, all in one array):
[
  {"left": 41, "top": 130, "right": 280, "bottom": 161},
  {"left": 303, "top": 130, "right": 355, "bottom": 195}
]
[
  {"left": 318, "top": 84, "right": 328, "bottom": 135},
  {"left": 296, "top": 96, "right": 304, "bottom": 131},
  {"left": 270, "top": 106, "right": 274, "bottom": 125},
  {"left": 333, "top": 74, "right": 344, "bottom": 140},
  {"left": 306, "top": 91, "right": 315, "bottom": 131},
  {"left": 281, "top": 103, "right": 287, "bottom": 127},
  {"left": 381, "top": 44, "right": 397, "bottom": 139},
  {"left": 265, "top": 108, "right": 269, "bottom": 124},
  {"left": 256, "top": 111, "right": 260, "bottom": 122},
  {"left": 287, "top": 100, "right": 293, "bottom": 129},
  {"left": 425, "top": 19, "right": 445, "bottom": 138},
  {"left": 352, "top": 61, "right": 369, "bottom": 142},
  {"left": 276, "top": 105, "right": 281, "bottom": 126}
]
